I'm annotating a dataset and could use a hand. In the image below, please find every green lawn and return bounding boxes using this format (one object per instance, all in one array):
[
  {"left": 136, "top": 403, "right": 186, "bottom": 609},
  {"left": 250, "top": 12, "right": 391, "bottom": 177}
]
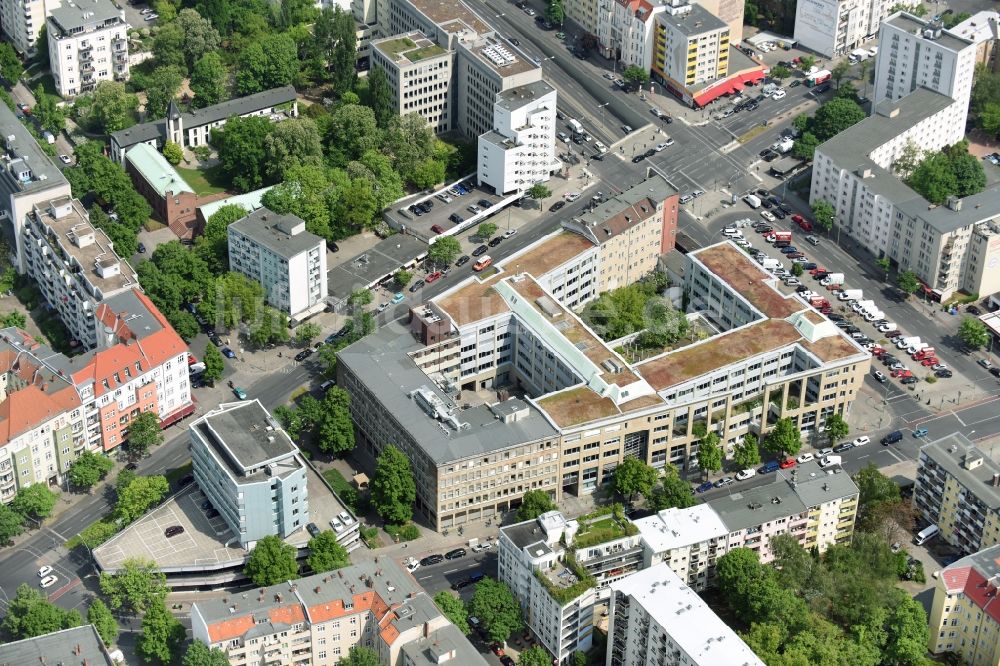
[{"left": 175, "top": 164, "right": 228, "bottom": 196}]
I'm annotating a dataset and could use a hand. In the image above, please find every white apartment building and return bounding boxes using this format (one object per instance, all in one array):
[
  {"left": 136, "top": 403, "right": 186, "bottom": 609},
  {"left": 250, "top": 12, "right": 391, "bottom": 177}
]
[
  {"left": 873, "top": 12, "right": 976, "bottom": 114},
  {"left": 0, "top": 0, "right": 61, "bottom": 55},
  {"left": 24, "top": 197, "right": 138, "bottom": 348},
  {"left": 598, "top": 0, "right": 664, "bottom": 72},
  {"left": 652, "top": 1, "right": 730, "bottom": 92},
  {"left": 794, "top": 0, "right": 871, "bottom": 58},
  {"left": 370, "top": 31, "right": 453, "bottom": 134},
  {"left": 607, "top": 563, "right": 765, "bottom": 666},
  {"left": 634, "top": 505, "right": 729, "bottom": 591},
  {"left": 227, "top": 208, "right": 328, "bottom": 320},
  {"left": 478, "top": 81, "right": 560, "bottom": 196},
  {"left": 192, "top": 560, "right": 488, "bottom": 666},
  {"left": 46, "top": 0, "right": 128, "bottom": 97}
]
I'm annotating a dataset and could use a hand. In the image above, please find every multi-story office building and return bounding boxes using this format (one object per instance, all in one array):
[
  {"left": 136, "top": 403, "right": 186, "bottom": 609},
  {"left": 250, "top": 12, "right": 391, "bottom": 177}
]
[
  {"left": 371, "top": 31, "right": 452, "bottom": 134},
  {"left": 227, "top": 208, "right": 328, "bottom": 320},
  {"left": 928, "top": 543, "right": 1000, "bottom": 663},
  {"left": 914, "top": 433, "right": 1000, "bottom": 555},
  {"left": 0, "top": 625, "right": 119, "bottom": 665},
  {"left": 191, "top": 560, "right": 487, "bottom": 666},
  {"left": 478, "top": 81, "right": 560, "bottom": 196},
  {"left": 23, "top": 196, "right": 138, "bottom": 348},
  {"left": 0, "top": 287, "right": 192, "bottom": 501},
  {"left": 563, "top": 174, "right": 678, "bottom": 292},
  {"left": 338, "top": 178, "right": 868, "bottom": 531},
  {"left": 0, "top": 104, "right": 73, "bottom": 274},
  {"left": 0, "top": 0, "right": 62, "bottom": 55},
  {"left": 190, "top": 400, "right": 309, "bottom": 548},
  {"left": 873, "top": 12, "right": 976, "bottom": 114},
  {"left": 499, "top": 510, "right": 643, "bottom": 664},
  {"left": 652, "top": 1, "right": 730, "bottom": 91},
  {"left": 46, "top": 0, "right": 128, "bottom": 97},
  {"left": 793, "top": 0, "right": 919, "bottom": 57},
  {"left": 607, "top": 563, "right": 765, "bottom": 666}
]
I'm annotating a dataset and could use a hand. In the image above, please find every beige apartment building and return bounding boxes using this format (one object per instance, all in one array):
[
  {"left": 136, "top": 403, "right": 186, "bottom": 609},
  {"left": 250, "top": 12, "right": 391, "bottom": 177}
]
[
  {"left": 929, "top": 543, "right": 1000, "bottom": 664},
  {"left": 191, "top": 560, "right": 486, "bottom": 666},
  {"left": 338, "top": 179, "right": 869, "bottom": 531},
  {"left": 370, "top": 31, "right": 453, "bottom": 134}
]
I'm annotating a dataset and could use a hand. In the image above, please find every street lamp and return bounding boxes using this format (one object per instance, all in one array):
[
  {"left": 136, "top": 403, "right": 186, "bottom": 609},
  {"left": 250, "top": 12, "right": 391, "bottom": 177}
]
[{"left": 597, "top": 102, "right": 609, "bottom": 131}]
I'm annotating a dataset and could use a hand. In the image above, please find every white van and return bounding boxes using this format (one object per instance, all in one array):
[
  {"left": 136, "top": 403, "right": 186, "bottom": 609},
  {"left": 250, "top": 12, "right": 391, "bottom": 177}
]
[
  {"left": 818, "top": 455, "right": 842, "bottom": 468},
  {"left": 915, "top": 524, "right": 940, "bottom": 546}
]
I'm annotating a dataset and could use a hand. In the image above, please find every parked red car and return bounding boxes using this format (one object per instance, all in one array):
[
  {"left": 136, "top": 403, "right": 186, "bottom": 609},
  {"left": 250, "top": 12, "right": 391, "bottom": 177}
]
[
  {"left": 921, "top": 357, "right": 939, "bottom": 366},
  {"left": 187, "top": 354, "right": 197, "bottom": 366},
  {"left": 809, "top": 267, "right": 828, "bottom": 275},
  {"left": 791, "top": 214, "right": 813, "bottom": 231},
  {"left": 779, "top": 458, "right": 796, "bottom": 469},
  {"left": 425, "top": 271, "right": 443, "bottom": 283}
]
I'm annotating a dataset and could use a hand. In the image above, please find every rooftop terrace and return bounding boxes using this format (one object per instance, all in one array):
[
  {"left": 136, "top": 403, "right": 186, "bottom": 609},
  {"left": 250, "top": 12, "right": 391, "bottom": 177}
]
[{"left": 696, "top": 243, "right": 803, "bottom": 319}]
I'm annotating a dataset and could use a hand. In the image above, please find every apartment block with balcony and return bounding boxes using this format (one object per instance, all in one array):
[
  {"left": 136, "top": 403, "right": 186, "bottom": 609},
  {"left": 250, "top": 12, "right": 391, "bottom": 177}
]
[
  {"left": 190, "top": 400, "right": 310, "bottom": 548},
  {"left": 371, "top": 31, "right": 453, "bottom": 134},
  {"left": 606, "top": 563, "right": 765, "bottom": 666},
  {"left": 0, "top": 0, "right": 64, "bottom": 56},
  {"left": 794, "top": 0, "right": 873, "bottom": 58},
  {"left": 914, "top": 433, "right": 1000, "bottom": 556},
  {"left": 24, "top": 197, "right": 138, "bottom": 348},
  {"left": 928, "top": 543, "right": 1000, "bottom": 663},
  {"left": 634, "top": 504, "right": 729, "bottom": 591},
  {"left": 227, "top": 207, "right": 328, "bottom": 320},
  {"left": 478, "top": 80, "right": 560, "bottom": 196},
  {"left": 47, "top": 0, "right": 128, "bottom": 97},
  {"left": 191, "top": 559, "right": 488, "bottom": 666},
  {"left": 499, "top": 510, "right": 643, "bottom": 664},
  {"left": 652, "top": 1, "right": 729, "bottom": 91}
]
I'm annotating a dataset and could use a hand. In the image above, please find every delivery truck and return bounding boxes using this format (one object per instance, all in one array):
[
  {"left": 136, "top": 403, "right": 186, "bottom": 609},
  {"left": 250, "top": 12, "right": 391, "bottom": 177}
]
[
  {"left": 877, "top": 322, "right": 897, "bottom": 333},
  {"left": 820, "top": 272, "right": 844, "bottom": 285},
  {"left": 806, "top": 69, "right": 832, "bottom": 86},
  {"left": 896, "top": 335, "right": 920, "bottom": 350},
  {"left": 743, "top": 193, "right": 762, "bottom": 208},
  {"left": 772, "top": 231, "right": 792, "bottom": 243},
  {"left": 848, "top": 48, "right": 870, "bottom": 63},
  {"left": 854, "top": 299, "right": 876, "bottom": 312},
  {"left": 567, "top": 119, "right": 584, "bottom": 134},
  {"left": 838, "top": 289, "right": 862, "bottom": 301},
  {"left": 759, "top": 257, "right": 780, "bottom": 270},
  {"left": 770, "top": 138, "right": 794, "bottom": 154}
]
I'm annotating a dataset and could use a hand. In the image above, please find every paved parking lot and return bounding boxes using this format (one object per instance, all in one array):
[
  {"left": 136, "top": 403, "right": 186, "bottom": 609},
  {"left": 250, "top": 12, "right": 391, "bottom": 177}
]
[{"left": 385, "top": 179, "right": 508, "bottom": 241}]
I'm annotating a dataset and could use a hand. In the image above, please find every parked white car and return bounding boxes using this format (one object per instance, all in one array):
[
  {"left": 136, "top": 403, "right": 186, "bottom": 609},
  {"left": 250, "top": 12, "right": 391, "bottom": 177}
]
[
  {"left": 852, "top": 436, "right": 871, "bottom": 447},
  {"left": 760, "top": 210, "right": 776, "bottom": 223},
  {"left": 796, "top": 452, "right": 815, "bottom": 464},
  {"left": 735, "top": 468, "right": 757, "bottom": 481}
]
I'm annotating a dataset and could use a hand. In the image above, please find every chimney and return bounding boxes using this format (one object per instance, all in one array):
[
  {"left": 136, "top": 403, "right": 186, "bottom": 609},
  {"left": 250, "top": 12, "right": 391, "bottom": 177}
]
[
  {"left": 424, "top": 621, "right": 431, "bottom": 638},
  {"left": 947, "top": 195, "right": 962, "bottom": 211},
  {"left": 992, "top": 472, "right": 1000, "bottom": 487}
]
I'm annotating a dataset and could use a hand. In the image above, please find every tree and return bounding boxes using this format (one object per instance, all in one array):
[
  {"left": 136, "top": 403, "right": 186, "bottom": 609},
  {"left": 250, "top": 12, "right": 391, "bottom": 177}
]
[
  {"left": 263, "top": 117, "right": 324, "bottom": 182},
  {"left": 810, "top": 97, "right": 865, "bottom": 141},
  {"left": 152, "top": 21, "right": 186, "bottom": 69},
  {"left": 517, "top": 489, "right": 556, "bottom": 520},
  {"left": 162, "top": 141, "right": 183, "bottom": 165},
  {"left": 114, "top": 475, "right": 169, "bottom": 523},
  {"left": 98, "top": 558, "right": 168, "bottom": 615},
  {"left": 348, "top": 289, "right": 373, "bottom": 308},
  {"left": 321, "top": 8, "right": 358, "bottom": 96},
  {"left": 572, "top": 652, "right": 587, "bottom": 666},
  {"left": 835, "top": 81, "right": 858, "bottom": 101},
  {"left": 732, "top": 433, "right": 761, "bottom": 469},
  {"left": 895, "top": 270, "right": 920, "bottom": 297},
  {"left": 144, "top": 66, "right": 184, "bottom": 120},
  {"left": 825, "top": 413, "right": 850, "bottom": 446},
  {"left": 189, "top": 52, "right": 227, "bottom": 109},
  {"left": 368, "top": 66, "right": 394, "bottom": 128},
  {"left": 527, "top": 182, "right": 551, "bottom": 204},
  {"left": 33, "top": 85, "right": 65, "bottom": 134},
  {"left": 317, "top": 387, "right": 355, "bottom": 455},
  {"left": 959, "top": 317, "right": 990, "bottom": 350},
  {"left": 428, "top": 236, "right": 462, "bottom": 266},
  {"left": 433, "top": 591, "right": 470, "bottom": 634},
  {"left": 88, "top": 599, "right": 119, "bottom": 647},
  {"left": 830, "top": 61, "right": 850, "bottom": 88},
  {"left": 799, "top": 55, "right": 816, "bottom": 70},
  {"left": 175, "top": 8, "right": 221, "bottom": 71},
  {"left": 394, "top": 270, "right": 412, "bottom": 289},
  {"left": 2, "top": 583, "right": 82, "bottom": 639},
  {"left": 127, "top": 411, "right": 164, "bottom": 458},
  {"left": 307, "top": 530, "right": 350, "bottom": 573},
  {"left": 891, "top": 139, "right": 923, "bottom": 178},
  {"left": 810, "top": 199, "right": 835, "bottom": 233},
  {"left": 853, "top": 463, "right": 901, "bottom": 527},
  {"left": 371, "top": 445, "right": 417, "bottom": 525},
  {"left": 295, "top": 322, "right": 322, "bottom": 346},
  {"left": 237, "top": 33, "right": 298, "bottom": 95},
  {"left": 883, "top": 591, "right": 930, "bottom": 664},
  {"left": 245, "top": 535, "right": 299, "bottom": 586},
  {"left": 518, "top": 646, "right": 550, "bottom": 666},
  {"left": 696, "top": 431, "right": 723, "bottom": 474},
  {"left": 183, "top": 641, "right": 230, "bottom": 666},
  {"left": 196, "top": 202, "right": 246, "bottom": 274},
  {"left": 942, "top": 11, "right": 971, "bottom": 28},
  {"left": 477, "top": 222, "right": 498, "bottom": 240},
  {"left": 622, "top": 65, "right": 649, "bottom": 86},
  {"left": 647, "top": 465, "right": 696, "bottom": 511},
  {"left": 769, "top": 64, "right": 791, "bottom": 80},
  {"left": 342, "top": 646, "right": 381, "bottom": 666},
  {"left": 202, "top": 343, "right": 225, "bottom": 383},
  {"left": 67, "top": 450, "right": 114, "bottom": 489},
  {"left": 0, "top": 42, "right": 22, "bottom": 84},
  {"left": 764, "top": 417, "right": 802, "bottom": 458},
  {"left": 791, "top": 131, "right": 820, "bottom": 160},
  {"left": 468, "top": 577, "right": 524, "bottom": 644},
  {"left": 138, "top": 599, "right": 186, "bottom": 664},
  {"left": 906, "top": 152, "right": 958, "bottom": 204},
  {"left": 0, "top": 503, "right": 24, "bottom": 544},
  {"left": 215, "top": 114, "right": 273, "bottom": 191},
  {"left": 11, "top": 484, "right": 58, "bottom": 521},
  {"left": 545, "top": 0, "right": 564, "bottom": 25},
  {"left": 612, "top": 457, "right": 659, "bottom": 502},
  {"left": 791, "top": 262, "right": 804, "bottom": 277}
]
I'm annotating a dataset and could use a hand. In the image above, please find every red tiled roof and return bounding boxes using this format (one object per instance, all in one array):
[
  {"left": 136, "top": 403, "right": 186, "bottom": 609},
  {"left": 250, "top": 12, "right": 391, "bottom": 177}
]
[
  {"left": 943, "top": 565, "right": 972, "bottom": 592},
  {"left": 206, "top": 604, "right": 305, "bottom": 643},
  {"left": 959, "top": 566, "right": 1000, "bottom": 625}
]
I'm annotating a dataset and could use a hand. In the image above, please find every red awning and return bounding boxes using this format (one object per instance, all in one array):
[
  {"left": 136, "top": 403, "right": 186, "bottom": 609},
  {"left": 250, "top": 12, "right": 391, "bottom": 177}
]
[{"left": 160, "top": 400, "right": 196, "bottom": 429}]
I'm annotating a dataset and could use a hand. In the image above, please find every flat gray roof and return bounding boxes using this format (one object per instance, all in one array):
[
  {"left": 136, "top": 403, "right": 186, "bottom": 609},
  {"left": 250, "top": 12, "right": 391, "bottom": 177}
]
[
  {"left": 790, "top": 462, "right": 860, "bottom": 507},
  {"left": 496, "top": 80, "right": 556, "bottom": 113},
  {"left": 337, "top": 321, "right": 559, "bottom": 465},
  {"left": 403, "top": 622, "right": 490, "bottom": 666},
  {"left": 658, "top": 3, "right": 728, "bottom": 36},
  {"left": 895, "top": 186, "right": 1000, "bottom": 234},
  {"left": 501, "top": 517, "right": 550, "bottom": 551},
  {"left": 0, "top": 104, "right": 67, "bottom": 200},
  {"left": 197, "top": 400, "right": 298, "bottom": 472},
  {"left": 920, "top": 432, "right": 1000, "bottom": 510},
  {"left": 48, "top": 0, "right": 122, "bottom": 35},
  {"left": 884, "top": 12, "right": 974, "bottom": 53},
  {"left": 230, "top": 207, "right": 323, "bottom": 260},
  {"left": 327, "top": 234, "right": 428, "bottom": 300},
  {"left": 0, "top": 625, "right": 115, "bottom": 665}
]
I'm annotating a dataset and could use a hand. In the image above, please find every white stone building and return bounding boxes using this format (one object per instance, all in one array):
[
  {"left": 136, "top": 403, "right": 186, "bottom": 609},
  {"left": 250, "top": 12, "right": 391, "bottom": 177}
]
[
  {"left": 478, "top": 81, "right": 560, "bottom": 196},
  {"left": 46, "top": 0, "right": 129, "bottom": 97},
  {"left": 227, "top": 208, "right": 328, "bottom": 320},
  {"left": 653, "top": 1, "right": 730, "bottom": 90},
  {"left": 0, "top": 0, "right": 62, "bottom": 55},
  {"left": 370, "top": 31, "right": 453, "bottom": 134}
]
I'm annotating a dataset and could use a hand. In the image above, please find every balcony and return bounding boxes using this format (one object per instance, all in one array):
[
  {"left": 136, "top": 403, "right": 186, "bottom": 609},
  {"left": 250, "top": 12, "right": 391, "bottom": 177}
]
[
  {"left": 80, "top": 63, "right": 94, "bottom": 74},
  {"left": 79, "top": 50, "right": 93, "bottom": 63}
]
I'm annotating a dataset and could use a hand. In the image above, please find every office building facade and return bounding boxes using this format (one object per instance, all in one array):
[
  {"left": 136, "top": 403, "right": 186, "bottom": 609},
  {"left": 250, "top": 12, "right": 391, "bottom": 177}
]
[
  {"left": 190, "top": 400, "right": 309, "bottom": 548},
  {"left": 652, "top": 1, "right": 730, "bottom": 90},
  {"left": 46, "top": 0, "right": 128, "bottom": 97},
  {"left": 371, "top": 31, "right": 453, "bottom": 134}
]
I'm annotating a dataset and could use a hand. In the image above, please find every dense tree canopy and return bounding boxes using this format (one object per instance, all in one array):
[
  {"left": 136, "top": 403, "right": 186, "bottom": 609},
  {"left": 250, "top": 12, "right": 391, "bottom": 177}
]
[
  {"left": 468, "top": 577, "right": 524, "bottom": 644},
  {"left": 517, "top": 490, "right": 557, "bottom": 520},
  {"left": 2, "top": 584, "right": 82, "bottom": 640},
  {"left": 371, "top": 445, "right": 416, "bottom": 525},
  {"left": 245, "top": 535, "right": 299, "bottom": 585},
  {"left": 906, "top": 141, "right": 986, "bottom": 204}
]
